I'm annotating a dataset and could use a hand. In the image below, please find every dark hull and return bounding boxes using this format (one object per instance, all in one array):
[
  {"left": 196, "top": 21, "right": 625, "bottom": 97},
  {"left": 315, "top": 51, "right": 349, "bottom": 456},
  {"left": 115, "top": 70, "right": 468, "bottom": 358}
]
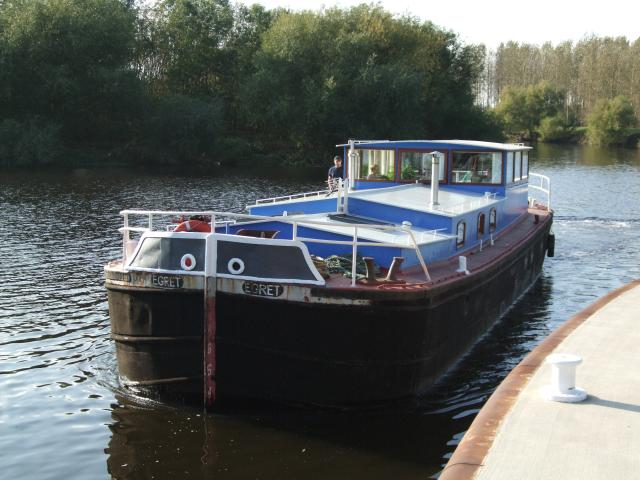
[{"left": 107, "top": 217, "right": 552, "bottom": 407}]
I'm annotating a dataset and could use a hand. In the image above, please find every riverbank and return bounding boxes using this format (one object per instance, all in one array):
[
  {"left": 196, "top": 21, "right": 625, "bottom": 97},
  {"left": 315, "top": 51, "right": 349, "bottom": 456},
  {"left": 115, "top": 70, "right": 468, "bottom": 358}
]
[{"left": 507, "top": 127, "right": 640, "bottom": 147}]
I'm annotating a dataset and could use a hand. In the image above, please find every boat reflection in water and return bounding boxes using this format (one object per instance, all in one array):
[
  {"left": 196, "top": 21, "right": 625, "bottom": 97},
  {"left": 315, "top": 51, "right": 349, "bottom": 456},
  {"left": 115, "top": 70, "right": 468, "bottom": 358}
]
[
  {"left": 105, "top": 395, "right": 465, "bottom": 479},
  {"left": 105, "top": 140, "right": 554, "bottom": 408}
]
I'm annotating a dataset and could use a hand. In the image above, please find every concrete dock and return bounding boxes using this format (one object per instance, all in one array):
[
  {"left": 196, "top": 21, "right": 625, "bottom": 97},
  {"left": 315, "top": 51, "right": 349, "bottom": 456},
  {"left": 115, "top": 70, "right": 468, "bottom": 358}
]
[{"left": 440, "top": 280, "right": 640, "bottom": 480}]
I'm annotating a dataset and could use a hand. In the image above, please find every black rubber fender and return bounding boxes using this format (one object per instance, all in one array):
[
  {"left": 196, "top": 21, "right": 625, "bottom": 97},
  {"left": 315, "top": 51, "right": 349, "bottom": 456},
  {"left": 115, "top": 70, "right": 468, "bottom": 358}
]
[{"left": 547, "top": 233, "right": 555, "bottom": 257}]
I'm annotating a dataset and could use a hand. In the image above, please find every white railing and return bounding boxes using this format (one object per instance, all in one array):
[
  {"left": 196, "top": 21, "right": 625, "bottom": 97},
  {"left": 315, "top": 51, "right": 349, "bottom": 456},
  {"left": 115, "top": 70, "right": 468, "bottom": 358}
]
[
  {"left": 255, "top": 187, "right": 333, "bottom": 205},
  {"left": 528, "top": 173, "right": 551, "bottom": 211},
  {"left": 119, "top": 208, "right": 439, "bottom": 285},
  {"left": 439, "top": 192, "right": 500, "bottom": 215},
  {"left": 253, "top": 178, "right": 350, "bottom": 209}
]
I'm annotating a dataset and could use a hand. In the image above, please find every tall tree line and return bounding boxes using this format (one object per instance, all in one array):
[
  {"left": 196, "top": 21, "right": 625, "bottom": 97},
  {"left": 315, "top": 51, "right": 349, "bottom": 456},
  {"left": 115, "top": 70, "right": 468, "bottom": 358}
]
[
  {"left": 478, "top": 37, "right": 640, "bottom": 125},
  {"left": 0, "top": 0, "right": 498, "bottom": 167}
]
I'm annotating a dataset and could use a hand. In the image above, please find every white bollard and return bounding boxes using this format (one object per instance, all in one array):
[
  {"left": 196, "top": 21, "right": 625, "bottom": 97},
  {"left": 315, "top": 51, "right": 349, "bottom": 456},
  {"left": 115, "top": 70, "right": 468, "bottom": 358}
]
[
  {"left": 456, "top": 256, "right": 469, "bottom": 275},
  {"left": 542, "top": 353, "right": 587, "bottom": 403}
]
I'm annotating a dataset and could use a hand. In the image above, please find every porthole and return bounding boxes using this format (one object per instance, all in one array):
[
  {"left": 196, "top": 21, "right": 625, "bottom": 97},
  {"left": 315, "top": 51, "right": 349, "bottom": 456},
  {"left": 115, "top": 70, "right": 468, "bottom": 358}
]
[
  {"left": 227, "top": 258, "right": 245, "bottom": 275},
  {"left": 180, "top": 253, "right": 196, "bottom": 271}
]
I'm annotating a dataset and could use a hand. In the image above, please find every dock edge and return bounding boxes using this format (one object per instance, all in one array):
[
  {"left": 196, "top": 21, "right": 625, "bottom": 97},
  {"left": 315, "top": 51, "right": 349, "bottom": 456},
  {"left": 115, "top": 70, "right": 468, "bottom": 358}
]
[{"left": 439, "top": 279, "right": 640, "bottom": 480}]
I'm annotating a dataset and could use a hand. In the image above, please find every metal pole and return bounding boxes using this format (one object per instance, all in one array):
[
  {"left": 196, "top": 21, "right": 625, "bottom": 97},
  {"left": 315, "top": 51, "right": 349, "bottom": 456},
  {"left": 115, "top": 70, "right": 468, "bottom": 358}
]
[
  {"left": 348, "top": 139, "right": 356, "bottom": 189},
  {"left": 122, "top": 213, "right": 129, "bottom": 263},
  {"left": 429, "top": 151, "right": 440, "bottom": 207},
  {"left": 351, "top": 226, "right": 358, "bottom": 287},
  {"left": 203, "top": 234, "right": 217, "bottom": 409}
]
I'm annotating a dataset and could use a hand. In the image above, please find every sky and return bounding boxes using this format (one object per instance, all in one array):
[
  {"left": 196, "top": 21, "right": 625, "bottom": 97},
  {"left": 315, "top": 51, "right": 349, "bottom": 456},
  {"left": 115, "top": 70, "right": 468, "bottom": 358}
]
[{"left": 237, "top": 0, "right": 640, "bottom": 48}]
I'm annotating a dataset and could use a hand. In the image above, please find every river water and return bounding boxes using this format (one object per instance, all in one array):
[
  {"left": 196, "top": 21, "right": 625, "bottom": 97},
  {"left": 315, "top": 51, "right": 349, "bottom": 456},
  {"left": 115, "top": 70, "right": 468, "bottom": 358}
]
[{"left": 1, "top": 144, "right": 639, "bottom": 479}]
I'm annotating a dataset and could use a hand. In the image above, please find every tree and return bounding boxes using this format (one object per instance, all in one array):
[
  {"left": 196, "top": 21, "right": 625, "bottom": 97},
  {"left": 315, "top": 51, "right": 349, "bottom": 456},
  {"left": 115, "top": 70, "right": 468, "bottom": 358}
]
[
  {"left": 537, "top": 115, "right": 571, "bottom": 142},
  {"left": 586, "top": 95, "right": 637, "bottom": 145},
  {"left": 0, "top": 0, "right": 143, "bottom": 145},
  {"left": 495, "top": 81, "right": 565, "bottom": 140},
  {"left": 240, "top": 5, "right": 497, "bottom": 163}
]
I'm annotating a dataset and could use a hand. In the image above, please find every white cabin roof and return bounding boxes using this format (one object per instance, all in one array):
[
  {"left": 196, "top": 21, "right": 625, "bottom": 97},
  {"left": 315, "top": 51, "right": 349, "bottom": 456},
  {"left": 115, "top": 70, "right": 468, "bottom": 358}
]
[
  {"left": 337, "top": 140, "right": 531, "bottom": 151},
  {"left": 350, "top": 184, "right": 503, "bottom": 217}
]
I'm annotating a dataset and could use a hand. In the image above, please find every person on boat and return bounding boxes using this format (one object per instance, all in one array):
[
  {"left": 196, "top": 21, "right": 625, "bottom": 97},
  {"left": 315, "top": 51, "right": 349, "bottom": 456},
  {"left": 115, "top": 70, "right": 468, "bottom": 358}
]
[
  {"left": 327, "top": 156, "right": 343, "bottom": 190},
  {"left": 367, "top": 163, "right": 384, "bottom": 180}
]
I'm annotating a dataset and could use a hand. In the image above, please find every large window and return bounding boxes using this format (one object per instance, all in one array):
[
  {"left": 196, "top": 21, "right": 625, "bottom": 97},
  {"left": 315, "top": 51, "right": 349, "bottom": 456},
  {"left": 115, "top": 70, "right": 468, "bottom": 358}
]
[
  {"left": 451, "top": 152, "right": 502, "bottom": 184},
  {"left": 400, "top": 151, "right": 445, "bottom": 182},
  {"left": 506, "top": 152, "right": 514, "bottom": 184},
  {"left": 522, "top": 151, "right": 529, "bottom": 179},
  {"left": 355, "top": 149, "right": 395, "bottom": 181},
  {"left": 514, "top": 151, "right": 522, "bottom": 181}
]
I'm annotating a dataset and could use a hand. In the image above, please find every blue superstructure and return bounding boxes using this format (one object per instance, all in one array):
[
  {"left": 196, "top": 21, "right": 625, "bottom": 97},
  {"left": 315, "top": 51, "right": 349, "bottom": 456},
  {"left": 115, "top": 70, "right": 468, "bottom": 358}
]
[{"left": 246, "top": 140, "right": 536, "bottom": 270}]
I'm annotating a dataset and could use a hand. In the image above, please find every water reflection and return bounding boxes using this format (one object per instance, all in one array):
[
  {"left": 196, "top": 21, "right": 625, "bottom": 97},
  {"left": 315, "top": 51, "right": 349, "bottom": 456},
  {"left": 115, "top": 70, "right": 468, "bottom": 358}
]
[
  {"left": 534, "top": 143, "right": 640, "bottom": 166},
  {"left": 107, "top": 397, "right": 452, "bottom": 479}
]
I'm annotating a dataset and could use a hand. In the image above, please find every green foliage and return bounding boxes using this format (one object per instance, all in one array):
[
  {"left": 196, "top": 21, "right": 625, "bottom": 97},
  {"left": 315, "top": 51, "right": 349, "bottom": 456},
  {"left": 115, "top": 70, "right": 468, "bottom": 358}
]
[
  {"left": 0, "top": 0, "right": 143, "bottom": 145},
  {"left": 241, "top": 6, "right": 496, "bottom": 162},
  {"left": 142, "top": 0, "right": 234, "bottom": 97},
  {"left": 0, "top": 118, "right": 61, "bottom": 166},
  {"left": 586, "top": 96, "right": 637, "bottom": 146},
  {"left": 537, "top": 115, "right": 572, "bottom": 142},
  {"left": 487, "top": 37, "right": 640, "bottom": 131},
  {"left": 495, "top": 81, "right": 565, "bottom": 140},
  {"left": 142, "top": 95, "right": 224, "bottom": 163},
  {"left": 0, "top": 1, "right": 506, "bottom": 167}
]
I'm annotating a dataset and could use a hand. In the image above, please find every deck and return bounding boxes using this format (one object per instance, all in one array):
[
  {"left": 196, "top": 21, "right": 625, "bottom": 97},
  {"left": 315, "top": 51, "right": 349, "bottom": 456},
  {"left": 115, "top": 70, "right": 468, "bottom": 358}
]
[
  {"left": 440, "top": 280, "right": 640, "bottom": 480},
  {"left": 322, "top": 206, "right": 551, "bottom": 289}
]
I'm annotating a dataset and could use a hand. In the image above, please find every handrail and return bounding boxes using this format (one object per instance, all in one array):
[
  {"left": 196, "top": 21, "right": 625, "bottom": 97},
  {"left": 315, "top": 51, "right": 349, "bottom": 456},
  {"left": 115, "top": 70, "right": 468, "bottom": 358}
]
[
  {"left": 254, "top": 188, "right": 333, "bottom": 205},
  {"left": 253, "top": 180, "right": 499, "bottom": 216},
  {"left": 119, "top": 208, "right": 441, "bottom": 284},
  {"left": 253, "top": 178, "right": 350, "bottom": 207},
  {"left": 438, "top": 192, "right": 500, "bottom": 215},
  {"left": 528, "top": 173, "right": 551, "bottom": 211}
]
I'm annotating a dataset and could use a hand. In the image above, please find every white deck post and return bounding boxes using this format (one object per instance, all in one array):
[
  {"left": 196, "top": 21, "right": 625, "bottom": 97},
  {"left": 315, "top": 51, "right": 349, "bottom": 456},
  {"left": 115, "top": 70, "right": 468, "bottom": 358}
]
[
  {"left": 122, "top": 212, "right": 129, "bottom": 263},
  {"left": 343, "top": 178, "right": 349, "bottom": 214},
  {"left": 348, "top": 139, "right": 356, "bottom": 191}
]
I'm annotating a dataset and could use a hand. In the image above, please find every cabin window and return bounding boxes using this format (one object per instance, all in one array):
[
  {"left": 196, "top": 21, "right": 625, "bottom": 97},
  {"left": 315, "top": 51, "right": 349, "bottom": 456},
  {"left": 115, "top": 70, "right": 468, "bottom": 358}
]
[
  {"left": 522, "top": 151, "right": 529, "bottom": 179},
  {"left": 489, "top": 208, "right": 497, "bottom": 232},
  {"left": 451, "top": 151, "right": 502, "bottom": 184},
  {"left": 456, "top": 221, "right": 466, "bottom": 248},
  {"left": 477, "top": 212, "right": 486, "bottom": 238},
  {"left": 355, "top": 149, "right": 395, "bottom": 181},
  {"left": 514, "top": 151, "right": 522, "bottom": 181},
  {"left": 400, "top": 150, "right": 446, "bottom": 182},
  {"left": 506, "top": 152, "right": 514, "bottom": 184}
]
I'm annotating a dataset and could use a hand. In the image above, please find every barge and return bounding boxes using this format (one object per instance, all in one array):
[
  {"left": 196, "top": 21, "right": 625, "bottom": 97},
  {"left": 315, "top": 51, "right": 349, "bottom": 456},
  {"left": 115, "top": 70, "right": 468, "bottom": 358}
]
[{"left": 105, "top": 140, "right": 553, "bottom": 407}]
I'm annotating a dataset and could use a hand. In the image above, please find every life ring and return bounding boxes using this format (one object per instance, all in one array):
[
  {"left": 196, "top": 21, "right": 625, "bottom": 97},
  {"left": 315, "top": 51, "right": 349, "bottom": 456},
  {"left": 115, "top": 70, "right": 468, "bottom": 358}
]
[
  {"left": 180, "top": 253, "right": 197, "bottom": 271},
  {"left": 174, "top": 220, "right": 211, "bottom": 233}
]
